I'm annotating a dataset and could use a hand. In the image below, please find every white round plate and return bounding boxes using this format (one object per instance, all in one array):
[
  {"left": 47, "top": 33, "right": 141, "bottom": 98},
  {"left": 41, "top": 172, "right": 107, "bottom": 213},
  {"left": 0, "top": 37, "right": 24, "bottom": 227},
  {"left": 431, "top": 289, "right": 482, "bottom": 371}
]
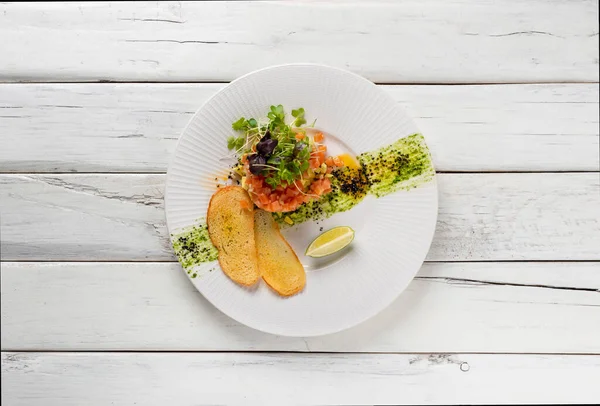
[{"left": 165, "top": 64, "right": 437, "bottom": 337}]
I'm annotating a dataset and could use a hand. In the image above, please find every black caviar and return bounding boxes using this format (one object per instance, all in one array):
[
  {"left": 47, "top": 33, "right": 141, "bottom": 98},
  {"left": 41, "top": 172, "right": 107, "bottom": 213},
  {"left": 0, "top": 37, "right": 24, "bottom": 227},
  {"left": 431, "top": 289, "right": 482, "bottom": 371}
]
[{"left": 334, "top": 166, "right": 370, "bottom": 197}]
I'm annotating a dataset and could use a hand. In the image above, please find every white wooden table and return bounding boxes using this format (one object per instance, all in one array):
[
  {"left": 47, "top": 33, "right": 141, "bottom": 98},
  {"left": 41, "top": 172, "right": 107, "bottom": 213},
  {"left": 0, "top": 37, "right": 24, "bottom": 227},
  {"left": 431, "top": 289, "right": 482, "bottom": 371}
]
[{"left": 1, "top": 1, "right": 599, "bottom": 405}]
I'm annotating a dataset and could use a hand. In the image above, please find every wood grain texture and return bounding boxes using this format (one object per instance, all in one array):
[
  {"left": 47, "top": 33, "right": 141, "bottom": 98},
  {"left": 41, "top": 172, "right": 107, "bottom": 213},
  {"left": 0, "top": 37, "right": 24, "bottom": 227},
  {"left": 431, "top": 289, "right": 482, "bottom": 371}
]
[
  {"left": 0, "top": 174, "right": 168, "bottom": 260},
  {"left": 1, "top": 262, "right": 598, "bottom": 352},
  {"left": 3, "top": 352, "right": 600, "bottom": 405},
  {"left": 0, "top": 1, "right": 598, "bottom": 83},
  {"left": 1, "top": 174, "right": 599, "bottom": 261},
  {"left": 0, "top": 83, "right": 598, "bottom": 172}
]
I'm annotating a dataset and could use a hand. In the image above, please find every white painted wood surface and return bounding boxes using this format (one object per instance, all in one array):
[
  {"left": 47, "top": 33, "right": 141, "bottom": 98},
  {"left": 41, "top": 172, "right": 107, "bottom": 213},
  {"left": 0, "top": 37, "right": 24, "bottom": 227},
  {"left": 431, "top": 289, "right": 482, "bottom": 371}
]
[
  {"left": 2, "top": 1, "right": 599, "bottom": 404},
  {"left": 3, "top": 352, "right": 600, "bottom": 406},
  {"left": 1, "top": 83, "right": 598, "bottom": 172},
  {"left": 2, "top": 173, "right": 599, "bottom": 261},
  {"left": 2, "top": 262, "right": 599, "bottom": 353},
  {"left": 0, "top": 1, "right": 598, "bottom": 83}
]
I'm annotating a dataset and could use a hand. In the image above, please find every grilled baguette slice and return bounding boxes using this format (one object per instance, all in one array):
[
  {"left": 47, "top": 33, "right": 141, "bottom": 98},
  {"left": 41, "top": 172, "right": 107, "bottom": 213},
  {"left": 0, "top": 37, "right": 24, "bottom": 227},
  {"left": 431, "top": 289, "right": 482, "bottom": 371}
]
[
  {"left": 254, "top": 209, "right": 306, "bottom": 296},
  {"left": 207, "top": 186, "right": 260, "bottom": 286}
]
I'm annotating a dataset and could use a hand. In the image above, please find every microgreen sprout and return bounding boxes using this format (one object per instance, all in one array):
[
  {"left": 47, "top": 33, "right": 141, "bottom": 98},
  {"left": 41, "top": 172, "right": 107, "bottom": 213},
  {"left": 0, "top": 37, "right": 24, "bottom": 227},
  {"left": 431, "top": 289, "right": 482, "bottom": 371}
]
[{"left": 228, "top": 105, "right": 313, "bottom": 189}]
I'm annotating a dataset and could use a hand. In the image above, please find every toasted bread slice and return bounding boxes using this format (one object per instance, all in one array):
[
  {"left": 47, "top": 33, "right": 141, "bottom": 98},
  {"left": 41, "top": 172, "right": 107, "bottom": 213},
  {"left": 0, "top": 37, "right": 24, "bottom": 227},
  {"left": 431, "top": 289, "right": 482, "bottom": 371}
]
[
  {"left": 207, "top": 186, "right": 260, "bottom": 286},
  {"left": 254, "top": 210, "right": 306, "bottom": 297}
]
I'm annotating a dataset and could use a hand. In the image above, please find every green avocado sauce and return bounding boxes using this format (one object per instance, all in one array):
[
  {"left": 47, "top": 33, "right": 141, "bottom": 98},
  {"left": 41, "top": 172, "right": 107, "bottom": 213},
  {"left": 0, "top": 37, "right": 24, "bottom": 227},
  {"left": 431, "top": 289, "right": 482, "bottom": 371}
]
[
  {"left": 172, "top": 133, "right": 434, "bottom": 267},
  {"left": 171, "top": 222, "right": 218, "bottom": 272},
  {"left": 358, "top": 133, "right": 435, "bottom": 197}
]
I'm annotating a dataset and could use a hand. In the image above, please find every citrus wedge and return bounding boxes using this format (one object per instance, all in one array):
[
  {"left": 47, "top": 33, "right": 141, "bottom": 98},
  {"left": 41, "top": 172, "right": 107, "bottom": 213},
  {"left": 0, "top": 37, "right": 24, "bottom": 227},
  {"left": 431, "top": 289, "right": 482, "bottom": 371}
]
[{"left": 305, "top": 226, "right": 355, "bottom": 258}]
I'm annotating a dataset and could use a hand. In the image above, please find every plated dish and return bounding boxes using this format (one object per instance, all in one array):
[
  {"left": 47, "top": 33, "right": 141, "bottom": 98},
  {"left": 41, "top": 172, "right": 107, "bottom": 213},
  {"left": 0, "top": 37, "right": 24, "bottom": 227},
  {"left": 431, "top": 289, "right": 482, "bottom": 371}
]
[{"left": 165, "top": 64, "right": 438, "bottom": 336}]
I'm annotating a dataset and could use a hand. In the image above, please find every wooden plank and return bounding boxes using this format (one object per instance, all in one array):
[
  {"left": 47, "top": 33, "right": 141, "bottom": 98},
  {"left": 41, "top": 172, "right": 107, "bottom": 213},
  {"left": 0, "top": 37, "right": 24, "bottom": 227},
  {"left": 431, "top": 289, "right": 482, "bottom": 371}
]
[
  {"left": 2, "top": 352, "right": 599, "bottom": 405},
  {"left": 0, "top": 1, "right": 598, "bottom": 83},
  {"left": 1, "top": 173, "right": 598, "bottom": 261},
  {"left": 0, "top": 174, "right": 169, "bottom": 260},
  {"left": 0, "top": 83, "right": 598, "bottom": 172},
  {"left": 1, "top": 262, "right": 598, "bottom": 352}
]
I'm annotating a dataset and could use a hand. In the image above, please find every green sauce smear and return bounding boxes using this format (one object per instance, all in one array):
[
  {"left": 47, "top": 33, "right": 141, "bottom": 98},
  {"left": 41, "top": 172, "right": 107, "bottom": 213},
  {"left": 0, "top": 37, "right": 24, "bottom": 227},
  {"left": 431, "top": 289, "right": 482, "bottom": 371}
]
[
  {"left": 171, "top": 222, "right": 218, "bottom": 272},
  {"left": 172, "top": 133, "right": 434, "bottom": 268}
]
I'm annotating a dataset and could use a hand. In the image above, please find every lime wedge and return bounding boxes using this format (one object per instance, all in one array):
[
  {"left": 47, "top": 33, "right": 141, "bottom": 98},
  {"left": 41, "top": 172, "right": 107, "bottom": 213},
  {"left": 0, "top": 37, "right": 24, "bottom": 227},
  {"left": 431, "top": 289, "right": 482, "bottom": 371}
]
[{"left": 305, "top": 226, "right": 355, "bottom": 258}]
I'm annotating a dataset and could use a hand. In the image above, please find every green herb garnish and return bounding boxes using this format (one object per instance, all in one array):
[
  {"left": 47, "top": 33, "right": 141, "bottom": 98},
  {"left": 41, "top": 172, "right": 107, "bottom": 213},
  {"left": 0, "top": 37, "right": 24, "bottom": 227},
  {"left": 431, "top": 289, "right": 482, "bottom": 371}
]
[
  {"left": 291, "top": 107, "right": 306, "bottom": 127},
  {"left": 227, "top": 136, "right": 246, "bottom": 151},
  {"left": 231, "top": 117, "right": 258, "bottom": 132},
  {"left": 229, "top": 105, "right": 312, "bottom": 190}
]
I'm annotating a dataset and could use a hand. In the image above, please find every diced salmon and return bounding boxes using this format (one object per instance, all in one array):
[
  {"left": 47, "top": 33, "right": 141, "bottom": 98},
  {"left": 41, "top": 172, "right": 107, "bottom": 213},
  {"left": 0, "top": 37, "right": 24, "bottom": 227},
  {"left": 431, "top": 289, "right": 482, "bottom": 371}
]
[
  {"left": 259, "top": 194, "right": 270, "bottom": 205},
  {"left": 316, "top": 152, "right": 326, "bottom": 165},
  {"left": 310, "top": 178, "right": 332, "bottom": 195},
  {"left": 270, "top": 201, "right": 283, "bottom": 212},
  {"left": 243, "top": 150, "right": 338, "bottom": 213},
  {"left": 285, "top": 188, "right": 297, "bottom": 198}
]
